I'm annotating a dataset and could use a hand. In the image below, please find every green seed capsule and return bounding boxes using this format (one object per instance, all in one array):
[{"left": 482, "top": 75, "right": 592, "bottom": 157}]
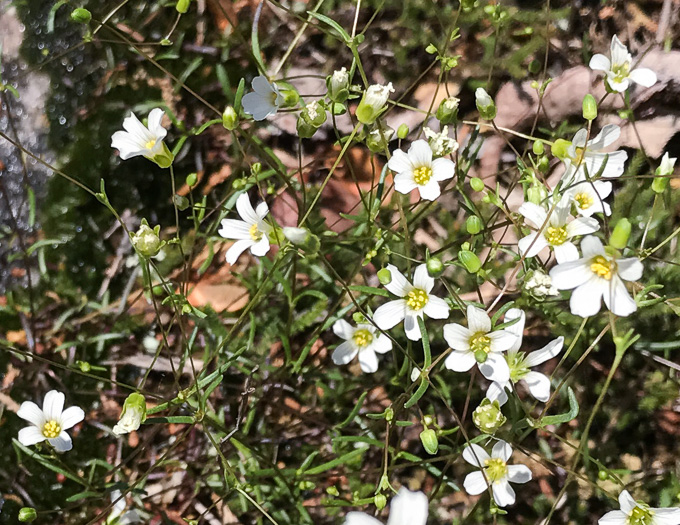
[
  {"left": 582, "top": 94, "right": 598, "bottom": 121},
  {"left": 466, "top": 215, "right": 483, "bottom": 234},
  {"left": 532, "top": 140, "right": 544, "bottom": 155},
  {"left": 420, "top": 428, "right": 439, "bottom": 455},
  {"left": 397, "top": 124, "right": 409, "bottom": 139},
  {"left": 459, "top": 250, "right": 482, "bottom": 274},
  {"left": 426, "top": 257, "right": 444, "bottom": 277},
  {"left": 377, "top": 268, "right": 392, "bottom": 285},
  {"left": 185, "top": 173, "right": 198, "bottom": 187},
  {"left": 609, "top": 218, "right": 631, "bottom": 250},
  {"left": 19, "top": 508, "right": 37, "bottom": 522},
  {"left": 470, "top": 177, "right": 485, "bottom": 192},
  {"left": 70, "top": 8, "right": 92, "bottom": 23},
  {"left": 176, "top": 0, "right": 191, "bottom": 13}
]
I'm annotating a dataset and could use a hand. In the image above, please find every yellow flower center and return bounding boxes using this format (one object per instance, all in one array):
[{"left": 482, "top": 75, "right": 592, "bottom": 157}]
[
  {"left": 470, "top": 332, "right": 491, "bottom": 363},
  {"left": 413, "top": 166, "right": 433, "bottom": 185},
  {"left": 574, "top": 192, "right": 593, "bottom": 210},
  {"left": 612, "top": 62, "right": 631, "bottom": 83},
  {"left": 545, "top": 226, "right": 568, "bottom": 246},
  {"left": 406, "top": 288, "right": 429, "bottom": 311},
  {"left": 590, "top": 255, "right": 614, "bottom": 280},
  {"left": 484, "top": 457, "right": 508, "bottom": 483},
  {"left": 628, "top": 505, "right": 653, "bottom": 525},
  {"left": 572, "top": 147, "right": 585, "bottom": 165},
  {"left": 42, "top": 420, "right": 62, "bottom": 439},
  {"left": 352, "top": 329, "right": 374, "bottom": 348},
  {"left": 145, "top": 139, "right": 157, "bottom": 150},
  {"left": 249, "top": 223, "right": 263, "bottom": 241}
]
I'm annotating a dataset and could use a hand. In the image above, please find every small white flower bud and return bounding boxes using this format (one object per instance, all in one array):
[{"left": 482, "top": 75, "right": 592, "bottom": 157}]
[{"left": 113, "top": 393, "right": 147, "bottom": 436}]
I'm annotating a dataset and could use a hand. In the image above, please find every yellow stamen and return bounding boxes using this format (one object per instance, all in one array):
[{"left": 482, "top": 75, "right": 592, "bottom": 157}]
[
  {"left": 413, "top": 166, "right": 433, "bottom": 185},
  {"left": 484, "top": 457, "right": 508, "bottom": 482},
  {"left": 145, "top": 139, "right": 157, "bottom": 150},
  {"left": 249, "top": 223, "right": 263, "bottom": 241},
  {"left": 42, "top": 420, "right": 62, "bottom": 439},
  {"left": 590, "top": 255, "right": 614, "bottom": 280},
  {"left": 545, "top": 226, "right": 568, "bottom": 246},
  {"left": 406, "top": 288, "right": 429, "bottom": 311},
  {"left": 574, "top": 192, "right": 593, "bottom": 210},
  {"left": 352, "top": 329, "right": 374, "bottom": 348}
]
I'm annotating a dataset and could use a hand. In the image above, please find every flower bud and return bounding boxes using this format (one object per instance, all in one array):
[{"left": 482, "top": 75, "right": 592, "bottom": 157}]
[
  {"left": 527, "top": 181, "right": 548, "bottom": 205},
  {"left": 397, "top": 124, "right": 410, "bottom": 139},
  {"left": 113, "top": 393, "right": 147, "bottom": 435},
  {"left": 374, "top": 494, "right": 387, "bottom": 510},
  {"left": 470, "top": 177, "right": 485, "bottom": 192},
  {"left": 186, "top": 172, "right": 198, "bottom": 187},
  {"left": 551, "top": 139, "right": 571, "bottom": 160},
  {"left": 297, "top": 116, "right": 318, "bottom": 139},
  {"left": 366, "top": 126, "right": 394, "bottom": 153},
  {"left": 301, "top": 100, "right": 327, "bottom": 127},
  {"left": 653, "top": 152, "right": 676, "bottom": 193},
  {"left": 475, "top": 88, "right": 496, "bottom": 120},
  {"left": 582, "top": 94, "right": 597, "bottom": 121},
  {"left": 70, "top": 8, "right": 92, "bottom": 23},
  {"left": 419, "top": 428, "right": 439, "bottom": 455},
  {"left": 130, "top": 220, "right": 162, "bottom": 258},
  {"left": 377, "top": 268, "right": 392, "bottom": 285},
  {"left": 176, "top": 0, "right": 191, "bottom": 13},
  {"left": 598, "top": 470, "right": 609, "bottom": 481},
  {"left": 280, "top": 88, "right": 300, "bottom": 108},
  {"left": 327, "top": 67, "right": 350, "bottom": 103},
  {"left": 532, "top": 140, "right": 544, "bottom": 156},
  {"left": 472, "top": 398, "right": 507, "bottom": 434},
  {"left": 356, "top": 83, "right": 394, "bottom": 124},
  {"left": 458, "top": 249, "right": 482, "bottom": 274},
  {"left": 426, "top": 256, "right": 444, "bottom": 278},
  {"left": 609, "top": 218, "right": 631, "bottom": 250},
  {"left": 283, "top": 227, "right": 320, "bottom": 254},
  {"left": 222, "top": 106, "right": 239, "bottom": 130},
  {"left": 436, "top": 96, "right": 460, "bottom": 125},
  {"left": 19, "top": 508, "right": 37, "bottom": 522},
  {"left": 384, "top": 407, "right": 394, "bottom": 423},
  {"left": 466, "top": 215, "right": 482, "bottom": 235}
]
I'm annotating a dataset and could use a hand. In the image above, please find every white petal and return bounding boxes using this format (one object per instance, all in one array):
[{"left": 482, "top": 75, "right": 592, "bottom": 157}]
[
  {"left": 571, "top": 128, "right": 588, "bottom": 149},
  {"left": 569, "top": 278, "right": 606, "bottom": 318},
  {"left": 549, "top": 260, "right": 592, "bottom": 290},
  {"left": 412, "top": 264, "right": 434, "bottom": 292},
  {"left": 467, "top": 305, "right": 491, "bottom": 333},
  {"left": 358, "top": 349, "right": 379, "bottom": 373},
  {"left": 251, "top": 75, "right": 274, "bottom": 95},
  {"left": 249, "top": 236, "right": 271, "bottom": 257},
  {"left": 122, "top": 112, "right": 153, "bottom": 143},
  {"left": 332, "top": 342, "right": 358, "bottom": 365},
  {"left": 408, "top": 140, "right": 433, "bottom": 167},
  {"left": 431, "top": 157, "right": 455, "bottom": 181},
  {"left": 553, "top": 242, "right": 579, "bottom": 264},
  {"left": 589, "top": 124, "right": 621, "bottom": 150},
  {"left": 242, "top": 92, "right": 275, "bottom": 120},
  {"left": 423, "top": 295, "right": 450, "bottom": 320},
  {"left": 344, "top": 512, "right": 383, "bottom": 525},
  {"left": 589, "top": 54, "right": 611, "bottom": 72},
  {"left": 372, "top": 334, "right": 393, "bottom": 354},
  {"left": 388, "top": 149, "right": 413, "bottom": 174},
  {"left": 49, "top": 431, "right": 73, "bottom": 452},
  {"left": 492, "top": 440, "right": 513, "bottom": 462},
  {"left": 111, "top": 131, "right": 147, "bottom": 160},
  {"left": 403, "top": 314, "right": 422, "bottom": 341},
  {"left": 629, "top": 68, "right": 657, "bottom": 88},
  {"left": 386, "top": 488, "right": 429, "bottom": 525},
  {"left": 488, "top": 330, "right": 518, "bottom": 353},
  {"left": 503, "top": 308, "right": 525, "bottom": 352},
  {"left": 17, "top": 401, "right": 46, "bottom": 427},
  {"left": 598, "top": 510, "right": 628, "bottom": 525},
  {"left": 394, "top": 172, "right": 418, "bottom": 195},
  {"left": 384, "top": 264, "right": 411, "bottom": 297},
  {"left": 443, "top": 323, "right": 473, "bottom": 351},
  {"left": 417, "top": 180, "right": 441, "bottom": 201},
  {"left": 619, "top": 491, "right": 637, "bottom": 514},
  {"left": 604, "top": 277, "right": 637, "bottom": 317},
  {"left": 462, "top": 443, "right": 490, "bottom": 467},
  {"left": 610, "top": 36, "right": 631, "bottom": 67},
  {"left": 235, "top": 193, "right": 259, "bottom": 224},
  {"left": 226, "top": 239, "right": 255, "bottom": 264},
  {"left": 373, "top": 300, "right": 407, "bottom": 330},
  {"left": 506, "top": 464, "right": 532, "bottom": 484},
  {"left": 59, "top": 406, "right": 85, "bottom": 431},
  {"left": 255, "top": 201, "right": 269, "bottom": 219},
  {"left": 519, "top": 232, "right": 549, "bottom": 258},
  {"left": 518, "top": 202, "right": 547, "bottom": 229},
  {"left": 651, "top": 507, "right": 680, "bottom": 525},
  {"left": 526, "top": 337, "right": 564, "bottom": 367},
  {"left": 492, "top": 479, "right": 515, "bottom": 507},
  {"left": 147, "top": 108, "right": 167, "bottom": 138},
  {"left": 523, "top": 371, "right": 551, "bottom": 402},
  {"left": 445, "top": 350, "right": 476, "bottom": 372},
  {"left": 463, "top": 471, "right": 488, "bottom": 496},
  {"left": 487, "top": 381, "right": 510, "bottom": 406},
  {"left": 43, "top": 390, "right": 65, "bottom": 421},
  {"left": 581, "top": 235, "right": 605, "bottom": 258},
  {"left": 566, "top": 217, "right": 600, "bottom": 237},
  {"left": 478, "top": 353, "right": 510, "bottom": 382},
  {"left": 333, "top": 319, "right": 355, "bottom": 340},
  {"left": 218, "top": 219, "right": 253, "bottom": 240},
  {"left": 18, "top": 426, "right": 47, "bottom": 446},
  {"left": 617, "top": 258, "right": 643, "bottom": 282}
]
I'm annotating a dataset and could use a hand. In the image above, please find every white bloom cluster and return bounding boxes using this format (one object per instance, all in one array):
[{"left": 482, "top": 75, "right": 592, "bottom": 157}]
[
  {"left": 524, "top": 270, "right": 559, "bottom": 297},
  {"left": 423, "top": 126, "right": 459, "bottom": 157}
]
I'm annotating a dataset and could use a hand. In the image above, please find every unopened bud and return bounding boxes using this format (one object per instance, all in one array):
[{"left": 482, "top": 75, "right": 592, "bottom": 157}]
[
  {"left": 419, "top": 428, "right": 439, "bottom": 455},
  {"left": 582, "top": 94, "right": 597, "bottom": 121},
  {"left": 356, "top": 83, "right": 394, "bottom": 124},
  {"left": 113, "top": 393, "right": 147, "bottom": 435},
  {"left": 436, "top": 96, "right": 460, "bottom": 125},
  {"left": 377, "top": 268, "right": 392, "bottom": 285},
  {"left": 532, "top": 140, "right": 545, "bottom": 156},
  {"left": 374, "top": 494, "right": 387, "bottom": 510},
  {"left": 366, "top": 126, "right": 394, "bottom": 153},
  {"left": 653, "top": 152, "right": 676, "bottom": 193},
  {"left": 222, "top": 106, "right": 239, "bottom": 130},
  {"left": 283, "top": 226, "right": 319, "bottom": 254},
  {"left": 426, "top": 257, "right": 444, "bottom": 278},
  {"left": 527, "top": 182, "right": 548, "bottom": 205},
  {"left": 472, "top": 398, "right": 507, "bottom": 434},
  {"left": 397, "top": 124, "right": 409, "bottom": 139},
  {"left": 185, "top": 172, "right": 198, "bottom": 187},
  {"left": 70, "top": 8, "right": 92, "bottom": 23},
  {"left": 176, "top": 0, "right": 191, "bottom": 13},
  {"left": 18, "top": 508, "right": 37, "bottom": 522},
  {"left": 466, "top": 215, "right": 482, "bottom": 235},
  {"left": 280, "top": 88, "right": 300, "bottom": 108},
  {"left": 475, "top": 88, "right": 496, "bottom": 120},
  {"left": 130, "top": 220, "right": 162, "bottom": 258},
  {"left": 470, "top": 177, "right": 485, "bottom": 192},
  {"left": 327, "top": 67, "right": 350, "bottom": 103},
  {"left": 609, "top": 218, "right": 631, "bottom": 250},
  {"left": 458, "top": 249, "right": 482, "bottom": 274}
]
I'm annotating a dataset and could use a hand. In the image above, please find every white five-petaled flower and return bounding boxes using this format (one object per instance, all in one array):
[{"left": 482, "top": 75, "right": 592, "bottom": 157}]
[
  {"left": 111, "top": 108, "right": 172, "bottom": 166},
  {"left": 564, "top": 167, "right": 613, "bottom": 217},
  {"left": 17, "top": 390, "right": 85, "bottom": 452},
  {"left": 344, "top": 487, "right": 428, "bottom": 525},
  {"left": 242, "top": 75, "right": 284, "bottom": 121},
  {"left": 332, "top": 319, "right": 392, "bottom": 373},
  {"left": 462, "top": 440, "right": 532, "bottom": 508},
  {"left": 562, "top": 125, "right": 628, "bottom": 183},
  {"left": 443, "top": 305, "right": 517, "bottom": 382},
  {"left": 218, "top": 193, "right": 272, "bottom": 264},
  {"left": 549, "top": 236, "right": 643, "bottom": 318},
  {"left": 589, "top": 35, "right": 657, "bottom": 93},
  {"left": 599, "top": 490, "right": 680, "bottom": 525},
  {"left": 373, "top": 264, "right": 450, "bottom": 341},
  {"left": 486, "top": 308, "right": 564, "bottom": 405},
  {"left": 387, "top": 140, "right": 455, "bottom": 201},
  {"left": 518, "top": 195, "right": 599, "bottom": 263}
]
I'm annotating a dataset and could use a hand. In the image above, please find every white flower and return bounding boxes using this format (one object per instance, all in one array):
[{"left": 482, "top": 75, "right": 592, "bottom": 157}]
[
  {"left": 475, "top": 88, "right": 493, "bottom": 108},
  {"left": 242, "top": 75, "right": 284, "bottom": 121},
  {"left": 387, "top": 140, "right": 455, "bottom": 201},
  {"left": 562, "top": 125, "right": 628, "bottom": 183},
  {"left": 564, "top": 168, "right": 613, "bottom": 217},
  {"left": 373, "top": 264, "right": 450, "bottom": 341},
  {"left": 344, "top": 487, "right": 428, "bottom": 525},
  {"left": 330, "top": 67, "right": 349, "bottom": 94},
  {"left": 486, "top": 308, "right": 564, "bottom": 405},
  {"left": 111, "top": 108, "right": 172, "bottom": 167},
  {"left": 659, "top": 152, "right": 677, "bottom": 176},
  {"left": 462, "top": 440, "right": 532, "bottom": 508},
  {"left": 599, "top": 490, "right": 680, "bottom": 525},
  {"left": 332, "top": 319, "right": 392, "bottom": 373},
  {"left": 589, "top": 35, "right": 657, "bottom": 92},
  {"left": 443, "top": 305, "right": 517, "bottom": 382},
  {"left": 218, "top": 193, "right": 272, "bottom": 264},
  {"left": 549, "top": 236, "right": 643, "bottom": 317},
  {"left": 423, "top": 126, "right": 459, "bottom": 157},
  {"left": 356, "top": 83, "right": 395, "bottom": 124},
  {"left": 17, "top": 390, "right": 85, "bottom": 452},
  {"left": 524, "top": 270, "right": 559, "bottom": 298},
  {"left": 107, "top": 490, "right": 141, "bottom": 525},
  {"left": 518, "top": 195, "right": 599, "bottom": 263},
  {"left": 112, "top": 393, "right": 146, "bottom": 436}
]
